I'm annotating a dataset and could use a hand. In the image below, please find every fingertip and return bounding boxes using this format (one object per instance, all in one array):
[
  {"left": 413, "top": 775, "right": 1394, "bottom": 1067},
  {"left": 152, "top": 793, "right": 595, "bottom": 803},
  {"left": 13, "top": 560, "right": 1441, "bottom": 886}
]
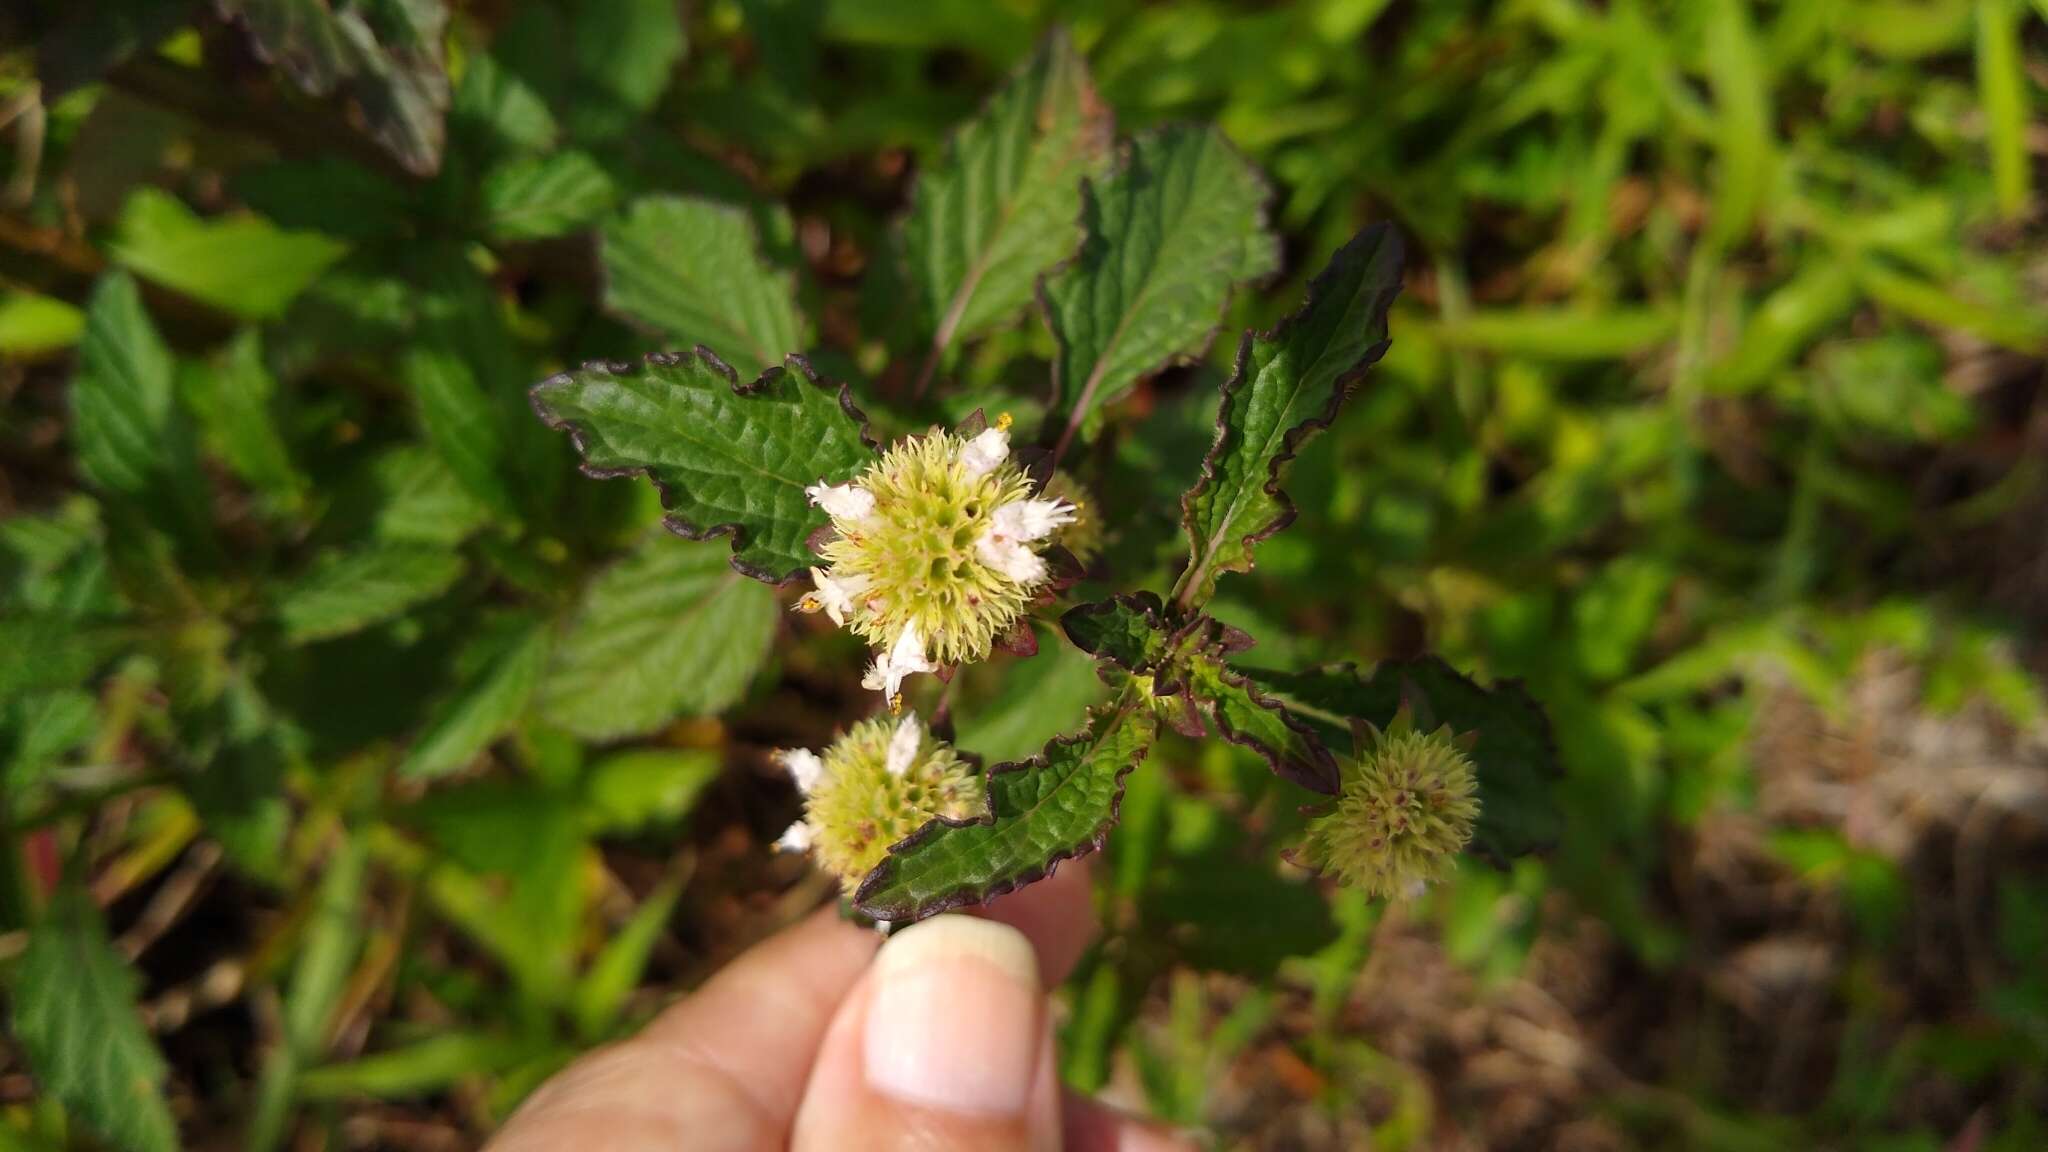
[{"left": 973, "top": 854, "right": 1099, "bottom": 985}]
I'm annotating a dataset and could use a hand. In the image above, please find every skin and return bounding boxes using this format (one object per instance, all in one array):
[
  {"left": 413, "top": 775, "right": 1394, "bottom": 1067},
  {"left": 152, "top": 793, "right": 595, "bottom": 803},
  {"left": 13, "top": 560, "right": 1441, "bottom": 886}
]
[{"left": 487, "top": 859, "right": 1196, "bottom": 1152}]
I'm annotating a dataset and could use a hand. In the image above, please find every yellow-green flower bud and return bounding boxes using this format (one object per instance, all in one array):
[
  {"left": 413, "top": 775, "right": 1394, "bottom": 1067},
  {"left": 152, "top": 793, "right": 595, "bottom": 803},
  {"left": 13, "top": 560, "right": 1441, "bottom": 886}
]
[
  {"left": 772, "top": 715, "right": 985, "bottom": 890},
  {"left": 1296, "top": 717, "right": 1479, "bottom": 899},
  {"left": 799, "top": 415, "right": 1077, "bottom": 706}
]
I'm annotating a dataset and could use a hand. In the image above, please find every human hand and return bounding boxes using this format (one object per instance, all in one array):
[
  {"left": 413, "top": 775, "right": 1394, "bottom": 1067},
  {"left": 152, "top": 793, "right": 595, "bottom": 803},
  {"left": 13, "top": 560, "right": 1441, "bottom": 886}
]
[{"left": 487, "top": 860, "right": 1195, "bottom": 1151}]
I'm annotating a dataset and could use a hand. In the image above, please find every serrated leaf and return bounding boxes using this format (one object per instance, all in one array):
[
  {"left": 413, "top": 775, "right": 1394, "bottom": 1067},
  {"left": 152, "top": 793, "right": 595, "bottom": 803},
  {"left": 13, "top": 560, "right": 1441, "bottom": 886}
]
[
  {"left": 275, "top": 543, "right": 466, "bottom": 645},
  {"left": 855, "top": 698, "right": 1158, "bottom": 922},
  {"left": 1178, "top": 225, "right": 1404, "bottom": 605},
  {"left": 70, "top": 272, "right": 179, "bottom": 499},
  {"left": 401, "top": 618, "right": 550, "bottom": 779},
  {"left": 181, "top": 331, "right": 306, "bottom": 515},
  {"left": 540, "top": 536, "right": 775, "bottom": 740},
  {"left": 401, "top": 345, "right": 517, "bottom": 520},
  {"left": 599, "top": 196, "right": 807, "bottom": 377},
  {"left": 215, "top": 0, "right": 451, "bottom": 176},
  {"left": 532, "top": 351, "right": 874, "bottom": 583},
  {"left": 481, "top": 150, "right": 616, "bottom": 242},
  {"left": 15, "top": 886, "right": 179, "bottom": 1152},
  {"left": 899, "top": 30, "right": 1112, "bottom": 372},
  {"left": 491, "top": 0, "right": 684, "bottom": 144},
  {"left": 367, "top": 446, "right": 493, "bottom": 546},
  {"left": 1184, "top": 656, "right": 1338, "bottom": 795},
  {"left": 1042, "top": 125, "right": 1276, "bottom": 437},
  {"left": 1247, "top": 659, "right": 1563, "bottom": 862},
  {"left": 109, "top": 188, "right": 348, "bottom": 321},
  {"left": 1060, "top": 592, "right": 1173, "bottom": 673},
  {"left": 449, "top": 48, "right": 558, "bottom": 156}
]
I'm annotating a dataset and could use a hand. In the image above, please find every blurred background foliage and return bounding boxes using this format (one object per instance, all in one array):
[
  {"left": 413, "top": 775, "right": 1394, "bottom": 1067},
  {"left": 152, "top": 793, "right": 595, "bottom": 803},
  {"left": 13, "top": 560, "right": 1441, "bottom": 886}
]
[{"left": 2, "top": 0, "right": 2047, "bottom": 1148}]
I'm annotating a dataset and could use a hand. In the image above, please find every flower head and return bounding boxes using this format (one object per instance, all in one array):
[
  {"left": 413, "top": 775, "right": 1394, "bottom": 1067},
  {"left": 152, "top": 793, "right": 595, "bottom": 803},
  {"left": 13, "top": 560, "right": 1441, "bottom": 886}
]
[
  {"left": 1294, "top": 715, "right": 1480, "bottom": 899},
  {"left": 771, "top": 715, "right": 985, "bottom": 889},
  {"left": 798, "top": 415, "right": 1076, "bottom": 706}
]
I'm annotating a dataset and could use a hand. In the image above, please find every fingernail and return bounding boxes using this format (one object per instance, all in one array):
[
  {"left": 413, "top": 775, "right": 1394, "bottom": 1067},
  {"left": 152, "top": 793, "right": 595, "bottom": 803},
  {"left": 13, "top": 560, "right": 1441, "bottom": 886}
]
[{"left": 864, "top": 915, "right": 1041, "bottom": 1116}]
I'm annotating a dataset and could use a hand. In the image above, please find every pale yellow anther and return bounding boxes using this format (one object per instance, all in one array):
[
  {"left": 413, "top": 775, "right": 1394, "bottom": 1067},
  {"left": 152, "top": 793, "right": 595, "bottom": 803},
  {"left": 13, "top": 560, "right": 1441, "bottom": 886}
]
[{"left": 995, "top": 412, "right": 1013, "bottom": 431}]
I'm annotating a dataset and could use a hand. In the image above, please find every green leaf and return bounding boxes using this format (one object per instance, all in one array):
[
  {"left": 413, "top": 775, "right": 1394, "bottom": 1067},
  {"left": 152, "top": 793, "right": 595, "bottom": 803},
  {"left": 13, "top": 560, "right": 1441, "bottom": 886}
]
[
  {"left": 1247, "top": 659, "right": 1563, "bottom": 863},
  {"left": 298, "top": 1033, "right": 530, "bottom": 1100},
  {"left": 215, "top": 0, "right": 452, "bottom": 176},
  {"left": 1177, "top": 225, "right": 1404, "bottom": 606},
  {"left": 1060, "top": 592, "right": 1173, "bottom": 674},
  {"left": 109, "top": 188, "right": 348, "bottom": 320},
  {"left": 402, "top": 618, "right": 551, "bottom": 779},
  {"left": 899, "top": 30, "right": 1112, "bottom": 373},
  {"left": 532, "top": 351, "right": 874, "bottom": 583},
  {"left": 1183, "top": 656, "right": 1338, "bottom": 795},
  {"left": 855, "top": 697, "right": 1158, "bottom": 922},
  {"left": 1042, "top": 125, "right": 1276, "bottom": 437},
  {"left": 275, "top": 543, "right": 466, "bottom": 645},
  {"left": 14, "top": 885, "right": 179, "bottom": 1152},
  {"left": 69, "top": 272, "right": 179, "bottom": 499},
  {"left": 492, "top": 0, "right": 684, "bottom": 144},
  {"left": 401, "top": 345, "right": 518, "bottom": 520},
  {"left": 0, "top": 291, "right": 84, "bottom": 359},
  {"left": 540, "top": 536, "right": 776, "bottom": 740},
  {"left": 579, "top": 747, "right": 722, "bottom": 835},
  {"left": 599, "top": 196, "right": 808, "bottom": 377},
  {"left": 573, "top": 871, "right": 683, "bottom": 1039},
  {"left": 235, "top": 155, "right": 415, "bottom": 242},
  {"left": 481, "top": 150, "right": 616, "bottom": 242},
  {"left": 0, "top": 616, "right": 122, "bottom": 714},
  {"left": 180, "top": 331, "right": 306, "bottom": 515},
  {"left": 1976, "top": 0, "right": 2032, "bottom": 220},
  {"left": 366, "top": 446, "right": 493, "bottom": 546},
  {"left": 248, "top": 837, "right": 368, "bottom": 1152}
]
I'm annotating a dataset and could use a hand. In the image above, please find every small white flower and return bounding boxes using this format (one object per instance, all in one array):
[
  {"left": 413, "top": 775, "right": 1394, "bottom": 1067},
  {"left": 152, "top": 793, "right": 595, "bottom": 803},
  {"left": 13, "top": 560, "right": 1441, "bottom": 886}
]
[
  {"left": 885, "top": 715, "right": 922, "bottom": 776},
  {"left": 958, "top": 426, "right": 1010, "bottom": 478},
  {"left": 988, "top": 498, "right": 1076, "bottom": 543},
  {"left": 775, "top": 747, "right": 827, "bottom": 794},
  {"left": 806, "top": 480, "right": 875, "bottom": 524},
  {"left": 774, "top": 821, "right": 814, "bottom": 852},
  {"left": 801, "top": 568, "right": 869, "bottom": 626},
  {"left": 861, "top": 624, "right": 936, "bottom": 707},
  {"left": 975, "top": 533, "right": 1047, "bottom": 584}
]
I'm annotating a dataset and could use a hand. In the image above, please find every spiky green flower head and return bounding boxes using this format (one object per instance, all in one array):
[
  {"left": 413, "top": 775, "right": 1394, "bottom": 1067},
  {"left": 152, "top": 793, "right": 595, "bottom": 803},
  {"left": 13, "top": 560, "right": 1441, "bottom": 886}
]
[
  {"left": 1296, "top": 711, "right": 1480, "bottom": 899},
  {"left": 1042, "top": 470, "right": 1102, "bottom": 567},
  {"left": 772, "top": 715, "right": 985, "bottom": 890},
  {"left": 799, "top": 414, "right": 1077, "bottom": 707}
]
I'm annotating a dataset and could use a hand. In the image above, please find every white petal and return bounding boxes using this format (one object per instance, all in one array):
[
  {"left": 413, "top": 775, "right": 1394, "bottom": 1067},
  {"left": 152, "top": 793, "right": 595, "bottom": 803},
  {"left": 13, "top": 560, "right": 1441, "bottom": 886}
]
[
  {"left": 774, "top": 821, "right": 814, "bottom": 853},
  {"left": 804, "top": 568, "right": 867, "bottom": 627},
  {"left": 775, "top": 748, "right": 827, "bottom": 794},
  {"left": 860, "top": 625, "right": 936, "bottom": 705},
  {"left": 886, "top": 715, "right": 922, "bottom": 776},
  {"left": 806, "top": 481, "right": 875, "bottom": 523},
  {"left": 958, "top": 426, "right": 1010, "bottom": 478},
  {"left": 975, "top": 531, "right": 1047, "bottom": 584},
  {"left": 989, "top": 498, "right": 1075, "bottom": 543}
]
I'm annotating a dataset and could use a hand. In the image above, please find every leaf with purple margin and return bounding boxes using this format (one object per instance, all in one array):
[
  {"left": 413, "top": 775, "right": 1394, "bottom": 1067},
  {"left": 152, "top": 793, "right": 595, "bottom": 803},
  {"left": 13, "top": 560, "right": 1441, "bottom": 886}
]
[
  {"left": 855, "top": 697, "right": 1158, "bottom": 923},
  {"left": 1177, "top": 225, "right": 1404, "bottom": 606}
]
